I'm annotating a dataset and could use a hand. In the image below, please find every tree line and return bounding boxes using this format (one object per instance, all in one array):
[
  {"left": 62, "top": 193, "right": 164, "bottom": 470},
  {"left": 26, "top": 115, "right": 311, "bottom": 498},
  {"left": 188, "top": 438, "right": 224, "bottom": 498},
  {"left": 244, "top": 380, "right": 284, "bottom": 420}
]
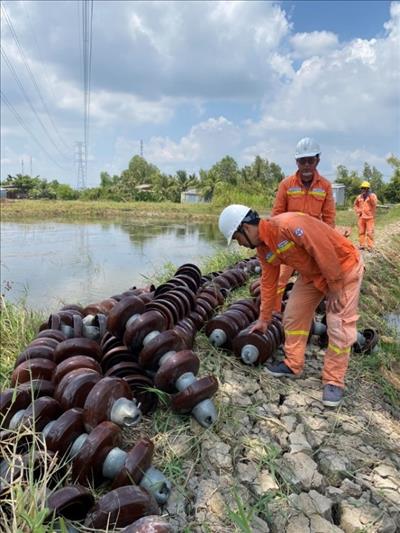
[{"left": 2, "top": 154, "right": 399, "bottom": 205}]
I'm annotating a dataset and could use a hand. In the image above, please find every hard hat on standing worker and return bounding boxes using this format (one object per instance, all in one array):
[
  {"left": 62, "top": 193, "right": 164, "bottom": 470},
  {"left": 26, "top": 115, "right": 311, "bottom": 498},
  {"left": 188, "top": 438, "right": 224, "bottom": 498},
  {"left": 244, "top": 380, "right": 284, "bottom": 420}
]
[
  {"left": 295, "top": 138, "right": 321, "bottom": 159},
  {"left": 218, "top": 204, "right": 253, "bottom": 244},
  {"left": 360, "top": 181, "right": 370, "bottom": 188}
]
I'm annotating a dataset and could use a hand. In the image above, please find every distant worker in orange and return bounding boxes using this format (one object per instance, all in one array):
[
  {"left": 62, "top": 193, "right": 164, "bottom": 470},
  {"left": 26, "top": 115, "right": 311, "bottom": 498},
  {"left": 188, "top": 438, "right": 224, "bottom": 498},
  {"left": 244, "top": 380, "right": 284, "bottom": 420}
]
[
  {"left": 353, "top": 181, "right": 378, "bottom": 251},
  {"left": 218, "top": 205, "right": 363, "bottom": 407},
  {"left": 271, "top": 138, "right": 336, "bottom": 312}
]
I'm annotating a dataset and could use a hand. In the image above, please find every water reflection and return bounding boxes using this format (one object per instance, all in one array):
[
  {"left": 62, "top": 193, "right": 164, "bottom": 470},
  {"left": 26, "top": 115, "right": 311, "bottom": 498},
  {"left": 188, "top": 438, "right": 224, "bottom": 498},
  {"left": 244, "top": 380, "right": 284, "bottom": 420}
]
[{"left": 1, "top": 219, "right": 225, "bottom": 311}]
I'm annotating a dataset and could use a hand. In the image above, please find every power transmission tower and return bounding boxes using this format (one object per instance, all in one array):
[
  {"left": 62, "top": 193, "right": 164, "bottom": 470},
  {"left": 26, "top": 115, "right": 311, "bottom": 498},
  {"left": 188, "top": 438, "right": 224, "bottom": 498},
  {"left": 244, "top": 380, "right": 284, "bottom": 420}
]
[
  {"left": 140, "top": 139, "right": 143, "bottom": 158},
  {"left": 75, "top": 141, "right": 86, "bottom": 190}
]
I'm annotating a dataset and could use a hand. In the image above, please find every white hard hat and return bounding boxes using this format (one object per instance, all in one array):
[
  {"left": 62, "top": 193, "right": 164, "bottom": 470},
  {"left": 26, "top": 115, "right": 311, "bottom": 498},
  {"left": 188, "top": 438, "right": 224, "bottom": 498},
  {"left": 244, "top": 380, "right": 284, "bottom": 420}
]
[
  {"left": 218, "top": 204, "right": 251, "bottom": 244},
  {"left": 295, "top": 137, "right": 321, "bottom": 158}
]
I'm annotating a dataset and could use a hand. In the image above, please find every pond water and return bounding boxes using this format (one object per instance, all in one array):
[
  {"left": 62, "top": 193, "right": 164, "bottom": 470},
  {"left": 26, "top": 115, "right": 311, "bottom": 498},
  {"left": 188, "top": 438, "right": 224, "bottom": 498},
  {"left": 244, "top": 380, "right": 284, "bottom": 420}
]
[{"left": 1, "top": 220, "right": 226, "bottom": 311}]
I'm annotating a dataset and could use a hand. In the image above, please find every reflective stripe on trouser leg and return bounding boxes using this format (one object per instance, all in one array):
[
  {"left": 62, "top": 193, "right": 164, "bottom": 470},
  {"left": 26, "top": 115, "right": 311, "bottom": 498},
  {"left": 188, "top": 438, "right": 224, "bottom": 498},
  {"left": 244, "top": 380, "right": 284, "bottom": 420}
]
[
  {"left": 283, "top": 275, "right": 324, "bottom": 374},
  {"left": 366, "top": 218, "right": 374, "bottom": 249},
  {"left": 273, "top": 265, "right": 295, "bottom": 312},
  {"left": 357, "top": 218, "right": 366, "bottom": 246},
  {"left": 323, "top": 259, "right": 364, "bottom": 387}
]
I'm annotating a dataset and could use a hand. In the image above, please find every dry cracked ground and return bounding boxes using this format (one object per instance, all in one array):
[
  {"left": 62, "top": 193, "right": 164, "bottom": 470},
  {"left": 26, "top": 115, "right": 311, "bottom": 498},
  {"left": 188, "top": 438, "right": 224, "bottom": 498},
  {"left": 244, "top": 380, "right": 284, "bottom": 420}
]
[{"left": 149, "top": 222, "right": 400, "bottom": 533}]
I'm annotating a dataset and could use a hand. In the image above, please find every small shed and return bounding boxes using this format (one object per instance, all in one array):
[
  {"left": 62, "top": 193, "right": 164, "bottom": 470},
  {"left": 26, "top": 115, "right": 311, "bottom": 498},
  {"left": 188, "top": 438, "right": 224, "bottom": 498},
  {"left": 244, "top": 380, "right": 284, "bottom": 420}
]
[
  {"left": 180, "top": 188, "right": 204, "bottom": 204},
  {"left": 332, "top": 183, "right": 346, "bottom": 206},
  {"left": 0, "top": 188, "right": 7, "bottom": 200}
]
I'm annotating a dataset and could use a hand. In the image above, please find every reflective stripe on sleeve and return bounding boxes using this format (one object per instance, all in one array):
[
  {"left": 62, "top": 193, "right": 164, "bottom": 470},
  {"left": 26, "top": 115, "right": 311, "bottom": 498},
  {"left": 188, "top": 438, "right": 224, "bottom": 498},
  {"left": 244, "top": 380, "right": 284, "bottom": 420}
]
[
  {"left": 328, "top": 343, "right": 351, "bottom": 355},
  {"left": 285, "top": 330, "right": 309, "bottom": 336}
]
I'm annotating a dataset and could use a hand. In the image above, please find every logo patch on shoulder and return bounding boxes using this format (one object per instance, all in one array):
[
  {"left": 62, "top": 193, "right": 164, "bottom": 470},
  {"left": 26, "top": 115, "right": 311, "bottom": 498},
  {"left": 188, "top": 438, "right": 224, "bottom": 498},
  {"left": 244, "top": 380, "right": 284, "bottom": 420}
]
[{"left": 294, "top": 227, "right": 304, "bottom": 237}]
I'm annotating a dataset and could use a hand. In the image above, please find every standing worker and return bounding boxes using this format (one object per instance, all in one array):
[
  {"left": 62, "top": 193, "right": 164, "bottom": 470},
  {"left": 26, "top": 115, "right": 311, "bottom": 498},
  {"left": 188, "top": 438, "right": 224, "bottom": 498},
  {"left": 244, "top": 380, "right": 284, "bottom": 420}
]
[
  {"left": 218, "top": 205, "right": 363, "bottom": 407},
  {"left": 271, "top": 137, "right": 336, "bottom": 312},
  {"left": 354, "top": 181, "right": 378, "bottom": 251}
]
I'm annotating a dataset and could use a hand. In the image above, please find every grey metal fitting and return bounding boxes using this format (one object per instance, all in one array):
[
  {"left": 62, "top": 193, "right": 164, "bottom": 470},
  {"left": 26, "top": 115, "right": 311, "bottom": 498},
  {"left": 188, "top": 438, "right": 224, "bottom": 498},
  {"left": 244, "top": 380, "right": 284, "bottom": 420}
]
[
  {"left": 8, "top": 409, "right": 25, "bottom": 429},
  {"left": 69, "top": 433, "right": 88, "bottom": 458},
  {"left": 125, "top": 313, "right": 141, "bottom": 329},
  {"left": 209, "top": 328, "right": 227, "bottom": 347},
  {"left": 241, "top": 344, "right": 259, "bottom": 365},
  {"left": 82, "top": 324, "right": 100, "bottom": 340},
  {"left": 143, "top": 330, "right": 161, "bottom": 346},
  {"left": 139, "top": 465, "right": 172, "bottom": 505},
  {"left": 102, "top": 447, "right": 126, "bottom": 479},
  {"left": 60, "top": 324, "right": 74, "bottom": 338},
  {"left": 191, "top": 398, "right": 217, "bottom": 428},
  {"left": 175, "top": 372, "right": 196, "bottom": 391},
  {"left": 158, "top": 350, "right": 177, "bottom": 367},
  {"left": 110, "top": 397, "right": 142, "bottom": 427}
]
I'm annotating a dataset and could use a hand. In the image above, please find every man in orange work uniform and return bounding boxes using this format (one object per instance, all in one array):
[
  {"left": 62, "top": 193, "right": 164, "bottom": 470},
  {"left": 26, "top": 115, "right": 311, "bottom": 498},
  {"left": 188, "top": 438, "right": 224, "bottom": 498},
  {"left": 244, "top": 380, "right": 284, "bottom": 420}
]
[
  {"left": 218, "top": 205, "right": 364, "bottom": 407},
  {"left": 354, "top": 181, "right": 378, "bottom": 251},
  {"left": 271, "top": 137, "right": 336, "bottom": 311}
]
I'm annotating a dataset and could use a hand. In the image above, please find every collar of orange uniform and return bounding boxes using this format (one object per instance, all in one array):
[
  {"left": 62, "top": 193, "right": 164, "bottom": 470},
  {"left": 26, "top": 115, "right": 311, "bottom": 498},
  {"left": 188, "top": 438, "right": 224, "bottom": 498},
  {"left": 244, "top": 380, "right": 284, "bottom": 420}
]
[
  {"left": 258, "top": 218, "right": 272, "bottom": 246},
  {"left": 295, "top": 169, "right": 321, "bottom": 188}
]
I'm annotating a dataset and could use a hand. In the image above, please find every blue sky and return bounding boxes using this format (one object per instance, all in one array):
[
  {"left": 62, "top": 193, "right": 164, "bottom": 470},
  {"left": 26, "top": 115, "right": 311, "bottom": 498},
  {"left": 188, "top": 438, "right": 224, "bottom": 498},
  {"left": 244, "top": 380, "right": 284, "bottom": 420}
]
[{"left": 1, "top": 1, "right": 399, "bottom": 187}]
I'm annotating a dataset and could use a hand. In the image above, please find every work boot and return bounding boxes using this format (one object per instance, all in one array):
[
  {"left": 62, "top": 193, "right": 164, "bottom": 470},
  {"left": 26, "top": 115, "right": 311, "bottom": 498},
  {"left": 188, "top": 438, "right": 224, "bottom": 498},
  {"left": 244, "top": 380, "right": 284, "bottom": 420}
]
[
  {"left": 265, "top": 361, "right": 296, "bottom": 378},
  {"left": 322, "top": 384, "right": 343, "bottom": 407}
]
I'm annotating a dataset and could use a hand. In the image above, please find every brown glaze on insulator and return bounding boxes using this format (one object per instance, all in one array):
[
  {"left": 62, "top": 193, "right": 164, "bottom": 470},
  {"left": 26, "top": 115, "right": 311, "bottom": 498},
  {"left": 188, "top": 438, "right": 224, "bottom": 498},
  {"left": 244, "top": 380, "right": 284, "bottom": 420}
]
[
  {"left": 228, "top": 303, "right": 258, "bottom": 323},
  {"left": 82, "top": 303, "right": 103, "bottom": 316},
  {"left": 121, "top": 516, "right": 173, "bottom": 533},
  {"left": 101, "top": 346, "right": 137, "bottom": 372},
  {"left": 17, "top": 379, "right": 55, "bottom": 398},
  {"left": 14, "top": 345, "right": 55, "bottom": 367},
  {"left": 195, "top": 291, "right": 219, "bottom": 310},
  {"left": 154, "top": 282, "right": 176, "bottom": 297},
  {"left": 123, "top": 374, "right": 157, "bottom": 415},
  {"left": 19, "top": 396, "right": 62, "bottom": 431},
  {"left": 0, "top": 388, "right": 32, "bottom": 426},
  {"left": 72, "top": 420, "right": 121, "bottom": 486},
  {"left": 53, "top": 338, "right": 102, "bottom": 365},
  {"left": 194, "top": 299, "right": 214, "bottom": 320},
  {"left": 168, "top": 290, "right": 192, "bottom": 316},
  {"left": 100, "top": 331, "right": 123, "bottom": 353},
  {"left": 154, "top": 350, "right": 200, "bottom": 393},
  {"left": 45, "top": 408, "right": 85, "bottom": 456},
  {"left": 53, "top": 356, "right": 102, "bottom": 385},
  {"left": 205, "top": 314, "right": 240, "bottom": 343},
  {"left": 161, "top": 292, "right": 186, "bottom": 321},
  {"left": 84, "top": 485, "right": 159, "bottom": 529},
  {"left": 1, "top": 450, "right": 56, "bottom": 489},
  {"left": 170, "top": 285, "right": 196, "bottom": 308},
  {"left": 107, "top": 296, "right": 146, "bottom": 339},
  {"left": 11, "top": 358, "right": 57, "bottom": 386},
  {"left": 60, "top": 304, "right": 84, "bottom": 313},
  {"left": 72, "top": 314, "right": 83, "bottom": 337},
  {"left": 171, "top": 376, "right": 219, "bottom": 414},
  {"left": 123, "top": 310, "right": 167, "bottom": 353},
  {"left": 83, "top": 377, "right": 133, "bottom": 432},
  {"left": 212, "top": 275, "right": 232, "bottom": 291},
  {"left": 47, "top": 484, "right": 94, "bottom": 521},
  {"left": 268, "top": 322, "right": 282, "bottom": 348},
  {"left": 177, "top": 262, "right": 202, "bottom": 275},
  {"left": 55, "top": 368, "right": 102, "bottom": 410},
  {"left": 188, "top": 310, "right": 205, "bottom": 330},
  {"left": 111, "top": 438, "right": 154, "bottom": 488},
  {"left": 105, "top": 361, "right": 145, "bottom": 379},
  {"left": 58, "top": 310, "right": 82, "bottom": 326},
  {"left": 222, "top": 309, "right": 249, "bottom": 329},
  {"left": 173, "top": 273, "right": 199, "bottom": 293},
  {"left": 201, "top": 285, "right": 225, "bottom": 306},
  {"left": 144, "top": 301, "right": 175, "bottom": 329},
  {"left": 137, "top": 292, "right": 154, "bottom": 305},
  {"left": 28, "top": 337, "right": 60, "bottom": 350},
  {"left": 138, "top": 330, "right": 184, "bottom": 369},
  {"left": 97, "top": 298, "right": 118, "bottom": 314},
  {"left": 176, "top": 264, "right": 202, "bottom": 283},
  {"left": 36, "top": 329, "right": 67, "bottom": 342},
  {"left": 220, "top": 270, "right": 240, "bottom": 288},
  {"left": 250, "top": 279, "right": 261, "bottom": 296},
  {"left": 232, "top": 327, "right": 275, "bottom": 364},
  {"left": 173, "top": 323, "right": 195, "bottom": 348}
]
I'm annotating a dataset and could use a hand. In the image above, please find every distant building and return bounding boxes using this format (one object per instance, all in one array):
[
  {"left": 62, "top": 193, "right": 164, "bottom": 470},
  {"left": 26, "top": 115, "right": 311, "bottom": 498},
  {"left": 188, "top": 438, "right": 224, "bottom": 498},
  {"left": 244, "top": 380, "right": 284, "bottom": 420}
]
[
  {"left": 180, "top": 188, "right": 205, "bottom": 204},
  {"left": 0, "top": 188, "right": 6, "bottom": 200},
  {"left": 332, "top": 183, "right": 346, "bottom": 206}
]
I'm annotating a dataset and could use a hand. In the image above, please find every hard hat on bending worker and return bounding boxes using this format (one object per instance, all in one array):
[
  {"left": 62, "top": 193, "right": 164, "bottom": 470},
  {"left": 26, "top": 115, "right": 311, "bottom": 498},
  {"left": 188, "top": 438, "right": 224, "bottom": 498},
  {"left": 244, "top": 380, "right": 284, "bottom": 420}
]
[
  {"left": 218, "top": 204, "right": 363, "bottom": 408},
  {"left": 270, "top": 137, "right": 336, "bottom": 313}
]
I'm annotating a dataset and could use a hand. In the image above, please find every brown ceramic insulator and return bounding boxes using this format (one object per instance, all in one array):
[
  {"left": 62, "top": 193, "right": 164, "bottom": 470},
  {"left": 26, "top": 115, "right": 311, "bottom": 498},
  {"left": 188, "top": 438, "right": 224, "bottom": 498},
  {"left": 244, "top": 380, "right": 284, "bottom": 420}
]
[
  {"left": 100, "top": 331, "right": 122, "bottom": 353},
  {"left": 97, "top": 298, "right": 118, "bottom": 314},
  {"left": 28, "top": 337, "right": 60, "bottom": 350},
  {"left": 233, "top": 298, "right": 259, "bottom": 316},
  {"left": 19, "top": 396, "right": 62, "bottom": 431},
  {"left": 0, "top": 388, "right": 32, "bottom": 426},
  {"left": 121, "top": 516, "right": 173, "bottom": 533},
  {"left": 137, "top": 292, "right": 154, "bottom": 305},
  {"left": 53, "top": 338, "right": 102, "bottom": 365},
  {"left": 250, "top": 279, "right": 261, "bottom": 296},
  {"left": 171, "top": 274, "right": 198, "bottom": 294},
  {"left": 161, "top": 293, "right": 186, "bottom": 321},
  {"left": 18, "top": 379, "right": 55, "bottom": 398},
  {"left": 59, "top": 310, "right": 83, "bottom": 326},
  {"left": 47, "top": 314, "right": 61, "bottom": 330},
  {"left": 271, "top": 316, "right": 284, "bottom": 338},
  {"left": 268, "top": 322, "right": 282, "bottom": 348},
  {"left": 146, "top": 299, "right": 177, "bottom": 328},
  {"left": 194, "top": 299, "right": 214, "bottom": 320},
  {"left": 14, "top": 345, "right": 55, "bottom": 367},
  {"left": 177, "top": 262, "right": 201, "bottom": 275},
  {"left": 84, "top": 485, "right": 159, "bottom": 529},
  {"left": 45, "top": 408, "right": 85, "bottom": 456},
  {"left": 1, "top": 450, "right": 56, "bottom": 490},
  {"left": 36, "top": 329, "right": 67, "bottom": 342},
  {"left": 82, "top": 303, "right": 104, "bottom": 316},
  {"left": 53, "top": 356, "right": 102, "bottom": 385},
  {"left": 72, "top": 314, "right": 83, "bottom": 337},
  {"left": 170, "top": 285, "right": 196, "bottom": 308},
  {"left": 105, "top": 362, "right": 145, "bottom": 379},
  {"left": 60, "top": 304, "right": 84, "bottom": 313},
  {"left": 222, "top": 309, "right": 249, "bottom": 330},
  {"left": 123, "top": 310, "right": 167, "bottom": 353},
  {"left": 205, "top": 314, "right": 241, "bottom": 341},
  {"left": 154, "top": 282, "right": 176, "bottom": 298},
  {"left": 195, "top": 291, "right": 219, "bottom": 310},
  {"left": 171, "top": 376, "right": 218, "bottom": 414},
  {"left": 228, "top": 303, "right": 257, "bottom": 323},
  {"left": 101, "top": 346, "right": 137, "bottom": 373},
  {"left": 173, "top": 323, "right": 195, "bottom": 347},
  {"left": 212, "top": 275, "right": 231, "bottom": 290},
  {"left": 188, "top": 310, "right": 205, "bottom": 330},
  {"left": 107, "top": 296, "right": 146, "bottom": 339},
  {"left": 47, "top": 484, "right": 94, "bottom": 521},
  {"left": 123, "top": 374, "right": 157, "bottom": 415},
  {"left": 111, "top": 438, "right": 154, "bottom": 488},
  {"left": 72, "top": 420, "right": 121, "bottom": 485},
  {"left": 167, "top": 290, "right": 191, "bottom": 316},
  {"left": 55, "top": 368, "right": 102, "bottom": 410},
  {"left": 176, "top": 265, "right": 202, "bottom": 284},
  {"left": 220, "top": 270, "right": 240, "bottom": 288},
  {"left": 232, "top": 328, "right": 275, "bottom": 364},
  {"left": 83, "top": 377, "right": 133, "bottom": 432},
  {"left": 154, "top": 350, "right": 200, "bottom": 393},
  {"left": 11, "top": 358, "right": 57, "bottom": 386},
  {"left": 201, "top": 285, "right": 225, "bottom": 306},
  {"left": 138, "top": 330, "right": 185, "bottom": 370}
]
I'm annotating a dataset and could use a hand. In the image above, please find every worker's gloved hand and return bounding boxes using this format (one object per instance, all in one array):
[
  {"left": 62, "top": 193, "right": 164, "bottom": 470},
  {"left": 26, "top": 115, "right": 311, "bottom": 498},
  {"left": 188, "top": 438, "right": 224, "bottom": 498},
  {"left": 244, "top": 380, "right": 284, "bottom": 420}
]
[
  {"left": 327, "top": 291, "right": 342, "bottom": 313},
  {"left": 249, "top": 318, "right": 270, "bottom": 334}
]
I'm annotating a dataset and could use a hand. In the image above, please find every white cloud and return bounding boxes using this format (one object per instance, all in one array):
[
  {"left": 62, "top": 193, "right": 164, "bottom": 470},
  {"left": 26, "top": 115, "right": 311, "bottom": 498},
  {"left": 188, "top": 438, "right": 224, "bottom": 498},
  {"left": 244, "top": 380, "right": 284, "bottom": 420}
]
[{"left": 290, "top": 31, "right": 339, "bottom": 58}]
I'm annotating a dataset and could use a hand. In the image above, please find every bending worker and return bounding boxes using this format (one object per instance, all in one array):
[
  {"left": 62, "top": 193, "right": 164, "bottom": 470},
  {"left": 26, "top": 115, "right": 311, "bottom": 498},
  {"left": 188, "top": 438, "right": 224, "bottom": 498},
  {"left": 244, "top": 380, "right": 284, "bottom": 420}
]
[
  {"left": 271, "top": 137, "right": 336, "bottom": 312},
  {"left": 353, "top": 181, "right": 378, "bottom": 251},
  {"left": 218, "top": 205, "right": 363, "bottom": 407}
]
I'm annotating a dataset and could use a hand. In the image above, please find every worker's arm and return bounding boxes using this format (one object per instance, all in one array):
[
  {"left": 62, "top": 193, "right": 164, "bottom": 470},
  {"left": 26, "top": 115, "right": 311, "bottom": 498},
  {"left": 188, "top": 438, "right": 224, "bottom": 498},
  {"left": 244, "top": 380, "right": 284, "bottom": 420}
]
[
  {"left": 322, "top": 183, "right": 336, "bottom": 227},
  {"left": 271, "top": 181, "right": 288, "bottom": 217},
  {"left": 257, "top": 251, "right": 281, "bottom": 323},
  {"left": 353, "top": 196, "right": 362, "bottom": 216}
]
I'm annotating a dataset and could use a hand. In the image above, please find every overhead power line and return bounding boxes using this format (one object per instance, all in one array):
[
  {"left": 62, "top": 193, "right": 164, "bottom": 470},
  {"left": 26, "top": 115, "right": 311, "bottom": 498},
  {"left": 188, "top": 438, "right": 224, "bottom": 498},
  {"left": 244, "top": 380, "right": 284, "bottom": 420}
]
[{"left": 1, "top": 1, "right": 71, "bottom": 160}]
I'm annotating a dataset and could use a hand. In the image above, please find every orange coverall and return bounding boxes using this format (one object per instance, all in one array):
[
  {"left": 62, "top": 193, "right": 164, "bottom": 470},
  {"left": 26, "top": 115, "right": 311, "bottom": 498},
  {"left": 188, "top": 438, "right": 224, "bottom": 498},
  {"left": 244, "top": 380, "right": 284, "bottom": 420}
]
[
  {"left": 353, "top": 192, "right": 378, "bottom": 249},
  {"left": 271, "top": 171, "right": 336, "bottom": 311},
  {"left": 257, "top": 212, "right": 363, "bottom": 388}
]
